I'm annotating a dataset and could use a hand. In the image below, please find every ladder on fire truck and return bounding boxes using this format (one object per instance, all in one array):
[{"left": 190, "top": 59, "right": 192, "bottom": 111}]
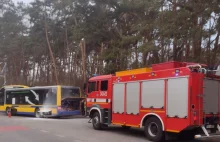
[{"left": 187, "top": 63, "right": 220, "bottom": 138}]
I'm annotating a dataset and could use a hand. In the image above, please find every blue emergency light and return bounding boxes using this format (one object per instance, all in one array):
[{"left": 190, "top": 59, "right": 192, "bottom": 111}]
[{"left": 175, "top": 69, "right": 180, "bottom": 76}]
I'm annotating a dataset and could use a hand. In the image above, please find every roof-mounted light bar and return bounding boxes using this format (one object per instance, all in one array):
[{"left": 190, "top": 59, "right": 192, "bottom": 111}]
[{"left": 186, "top": 64, "right": 202, "bottom": 68}]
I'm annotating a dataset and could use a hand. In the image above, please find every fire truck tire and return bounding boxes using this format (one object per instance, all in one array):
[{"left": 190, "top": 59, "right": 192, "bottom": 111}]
[
  {"left": 92, "top": 112, "right": 102, "bottom": 130},
  {"left": 144, "top": 117, "right": 164, "bottom": 142}
]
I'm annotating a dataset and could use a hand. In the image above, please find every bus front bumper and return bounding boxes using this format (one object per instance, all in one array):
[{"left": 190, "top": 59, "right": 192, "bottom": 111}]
[
  {"left": 56, "top": 110, "right": 81, "bottom": 116},
  {"left": 39, "top": 110, "right": 52, "bottom": 116}
]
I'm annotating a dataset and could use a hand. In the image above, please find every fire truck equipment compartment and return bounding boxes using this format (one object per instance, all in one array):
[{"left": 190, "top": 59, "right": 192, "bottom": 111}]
[
  {"left": 141, "top": 79, "right": 165, "bottom": 109},
  {"left": 126, "top": 82, "right": 139, "bottom": 115},
  {"left": 204, "top": 79, "right": 219, "bottom": 114},
  {"left": 167, "top": 77, "right": 189, "bottom": 118},
  {"left": 113, "top": 83, "right": 125, "bottom": 114}
]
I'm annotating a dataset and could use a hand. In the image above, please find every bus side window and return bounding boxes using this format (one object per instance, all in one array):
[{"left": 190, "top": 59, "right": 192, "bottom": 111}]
[
  {"left": 88, "top": 82, "right": 97, "bottom": 93},
  {"left": 0, "top": 88, "right": 4, "bottom": 105},
  {"left": 101, "top": 80, "right": 108, "bottom": 91}
]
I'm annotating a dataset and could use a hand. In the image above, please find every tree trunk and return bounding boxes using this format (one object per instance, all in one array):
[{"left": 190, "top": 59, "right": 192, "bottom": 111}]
[{"left": 44, "top": 17, "right": 59, "bottom": 85}]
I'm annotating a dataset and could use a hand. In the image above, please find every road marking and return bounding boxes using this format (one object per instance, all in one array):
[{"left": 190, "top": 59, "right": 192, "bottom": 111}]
[
  {"left": 40, "top": 130, "right": 49, "bottom": 133},
  {"left": 56, "top": 134, "right": 65, "bottom": 137}
]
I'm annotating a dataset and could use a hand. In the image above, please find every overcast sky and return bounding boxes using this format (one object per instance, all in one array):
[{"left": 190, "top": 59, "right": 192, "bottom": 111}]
[{"left": 13, "top": 0, "right": 33, "bottom": 4}]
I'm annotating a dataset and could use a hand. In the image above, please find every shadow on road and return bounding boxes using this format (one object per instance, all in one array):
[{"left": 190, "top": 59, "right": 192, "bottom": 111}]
[
  {"left": 2, "top": 113, "right": 220, "bottom": 142},
  {"left": 7, "top": 114, "right": 87, "bottom": 119},
  {"left": 100, "top": 126, "right": 219, "bottom": 142}
]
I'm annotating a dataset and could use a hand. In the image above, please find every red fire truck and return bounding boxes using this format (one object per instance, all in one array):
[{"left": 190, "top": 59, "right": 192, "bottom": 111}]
[{"left": 85, "top": 61, "right": 220, "bottom": 142}]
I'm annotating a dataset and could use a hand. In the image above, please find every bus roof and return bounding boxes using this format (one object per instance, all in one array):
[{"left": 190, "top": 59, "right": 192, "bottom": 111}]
[
  {"left": 1, "top": 85, "right": 29, "bottom": 89},
  {"left": 33, "top": 85, "right": 80, "bottom": 88},
  {"left": 5, "top": 85, "right": 80, "bottom": 91}
]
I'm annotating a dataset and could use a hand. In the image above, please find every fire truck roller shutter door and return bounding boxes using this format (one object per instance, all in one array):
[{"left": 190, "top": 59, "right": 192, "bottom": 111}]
[
  {"left": 113, "top": 83, "right": 125, "bottom": 114},
  {"left": 203, "top": 79, "right": 219, "bottom": 114},
  {"left": 126, "top": 82, "right": 139, "bottom": 115},
  {"left": 167, "top": 77, "right": 189, "bottom": 118},
  {"left": 141, "top": 79, "right": 165, "bottom": 109}
]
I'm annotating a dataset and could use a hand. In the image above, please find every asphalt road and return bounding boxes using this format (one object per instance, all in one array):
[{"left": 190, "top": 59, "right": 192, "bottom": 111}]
[{"left": 0, "top": 114, "right": 219, "bottom": 142}]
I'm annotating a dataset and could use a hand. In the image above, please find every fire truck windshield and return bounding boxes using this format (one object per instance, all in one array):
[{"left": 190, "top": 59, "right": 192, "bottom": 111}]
[{"left": 88, "top": 82, "right": 96, "bottom": 93}]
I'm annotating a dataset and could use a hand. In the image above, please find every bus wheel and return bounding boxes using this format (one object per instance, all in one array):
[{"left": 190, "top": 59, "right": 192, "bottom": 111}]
[
  {"left": 92, "top": 112, "right": 102, "bottom": 130},
  {"left": 35, "top": 108, "right": 41, "bottom": 118},
  {"left": 144, "top": 117, "right": 164, "bottom": 142},
  {"left": 11, "top": 108, "right": 17, "bottom": 116},
  {"left": 5, "top": 107, "right": 11, "bottom": 115}
]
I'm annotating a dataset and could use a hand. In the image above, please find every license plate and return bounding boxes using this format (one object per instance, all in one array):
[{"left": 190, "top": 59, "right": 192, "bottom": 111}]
[
  {"left": 43, "top": 111, "right": 51, "bottom": 115},
  {"left": 206, "top": 125, "right": 215, "bottom": 128}
]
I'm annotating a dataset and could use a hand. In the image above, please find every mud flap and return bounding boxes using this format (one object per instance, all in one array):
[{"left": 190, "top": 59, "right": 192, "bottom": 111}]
[
  {"left": 88, "top": 118, "right": 92, "bottom": 123},
  {"left": 195, "top": 124, "right": 220, "bottom": 140}
]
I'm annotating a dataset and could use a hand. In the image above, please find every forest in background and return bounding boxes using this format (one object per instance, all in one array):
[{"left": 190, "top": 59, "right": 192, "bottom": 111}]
[{"left": 0, "top": 0, "right": 220, "bottom": 88}]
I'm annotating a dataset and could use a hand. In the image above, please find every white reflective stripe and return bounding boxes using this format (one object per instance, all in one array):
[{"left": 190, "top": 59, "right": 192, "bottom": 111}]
[
  {"left": 96, "top": 99, "right": 106, "bottom": 102},
  {"left": 87, "top": 98, "right": 111, "bottom": 103}
]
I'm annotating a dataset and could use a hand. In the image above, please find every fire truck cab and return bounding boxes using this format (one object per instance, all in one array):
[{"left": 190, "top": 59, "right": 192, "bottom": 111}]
[{"left": 85, "top": 61, "right": 220, "bottom": 142}]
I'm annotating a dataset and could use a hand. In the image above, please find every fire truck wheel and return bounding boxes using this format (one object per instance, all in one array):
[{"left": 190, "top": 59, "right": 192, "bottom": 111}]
[
  {"left": 144, "top": 117, "right": 164, "bottom": 142},
  {"left": 92, "top": 112, "right": 102, "bottom": 130}
]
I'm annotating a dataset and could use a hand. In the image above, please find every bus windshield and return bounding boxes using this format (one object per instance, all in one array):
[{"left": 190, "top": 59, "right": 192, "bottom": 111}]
[{"left": 61, "top": 87, "right": 80, "bottom": 99}]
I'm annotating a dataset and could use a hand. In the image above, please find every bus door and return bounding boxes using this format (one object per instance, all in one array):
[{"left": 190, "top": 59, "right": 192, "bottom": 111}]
[{"left": 0, "top": 88, "right": 5, "bottom": 111}]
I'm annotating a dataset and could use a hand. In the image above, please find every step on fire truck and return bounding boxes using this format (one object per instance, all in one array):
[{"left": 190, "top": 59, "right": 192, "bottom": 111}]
[{"left": 85, "top": 61, "right": 220, "bottom": 142}]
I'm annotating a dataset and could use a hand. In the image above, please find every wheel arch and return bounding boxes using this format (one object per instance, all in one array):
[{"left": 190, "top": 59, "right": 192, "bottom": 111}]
[
  {"left": 35, "top": 107, "right": 40, "bottom": 111},
  {"left": 89, "top": 107, "right": 102, "bottom": 123},
  {"left": 140, "top": 113, "right": 165, "bottom": 131},
  {"left": 5, "top": 107, "right": 10, "bottom": 113}
]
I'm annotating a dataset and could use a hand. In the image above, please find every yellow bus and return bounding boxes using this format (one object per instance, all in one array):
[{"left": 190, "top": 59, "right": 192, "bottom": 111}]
[
  {"left": 0, "top": 85, "right": 85, "bottom": 118},
  {"left": 1, "top": 85, "right": 29, "bottom": 89}
]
